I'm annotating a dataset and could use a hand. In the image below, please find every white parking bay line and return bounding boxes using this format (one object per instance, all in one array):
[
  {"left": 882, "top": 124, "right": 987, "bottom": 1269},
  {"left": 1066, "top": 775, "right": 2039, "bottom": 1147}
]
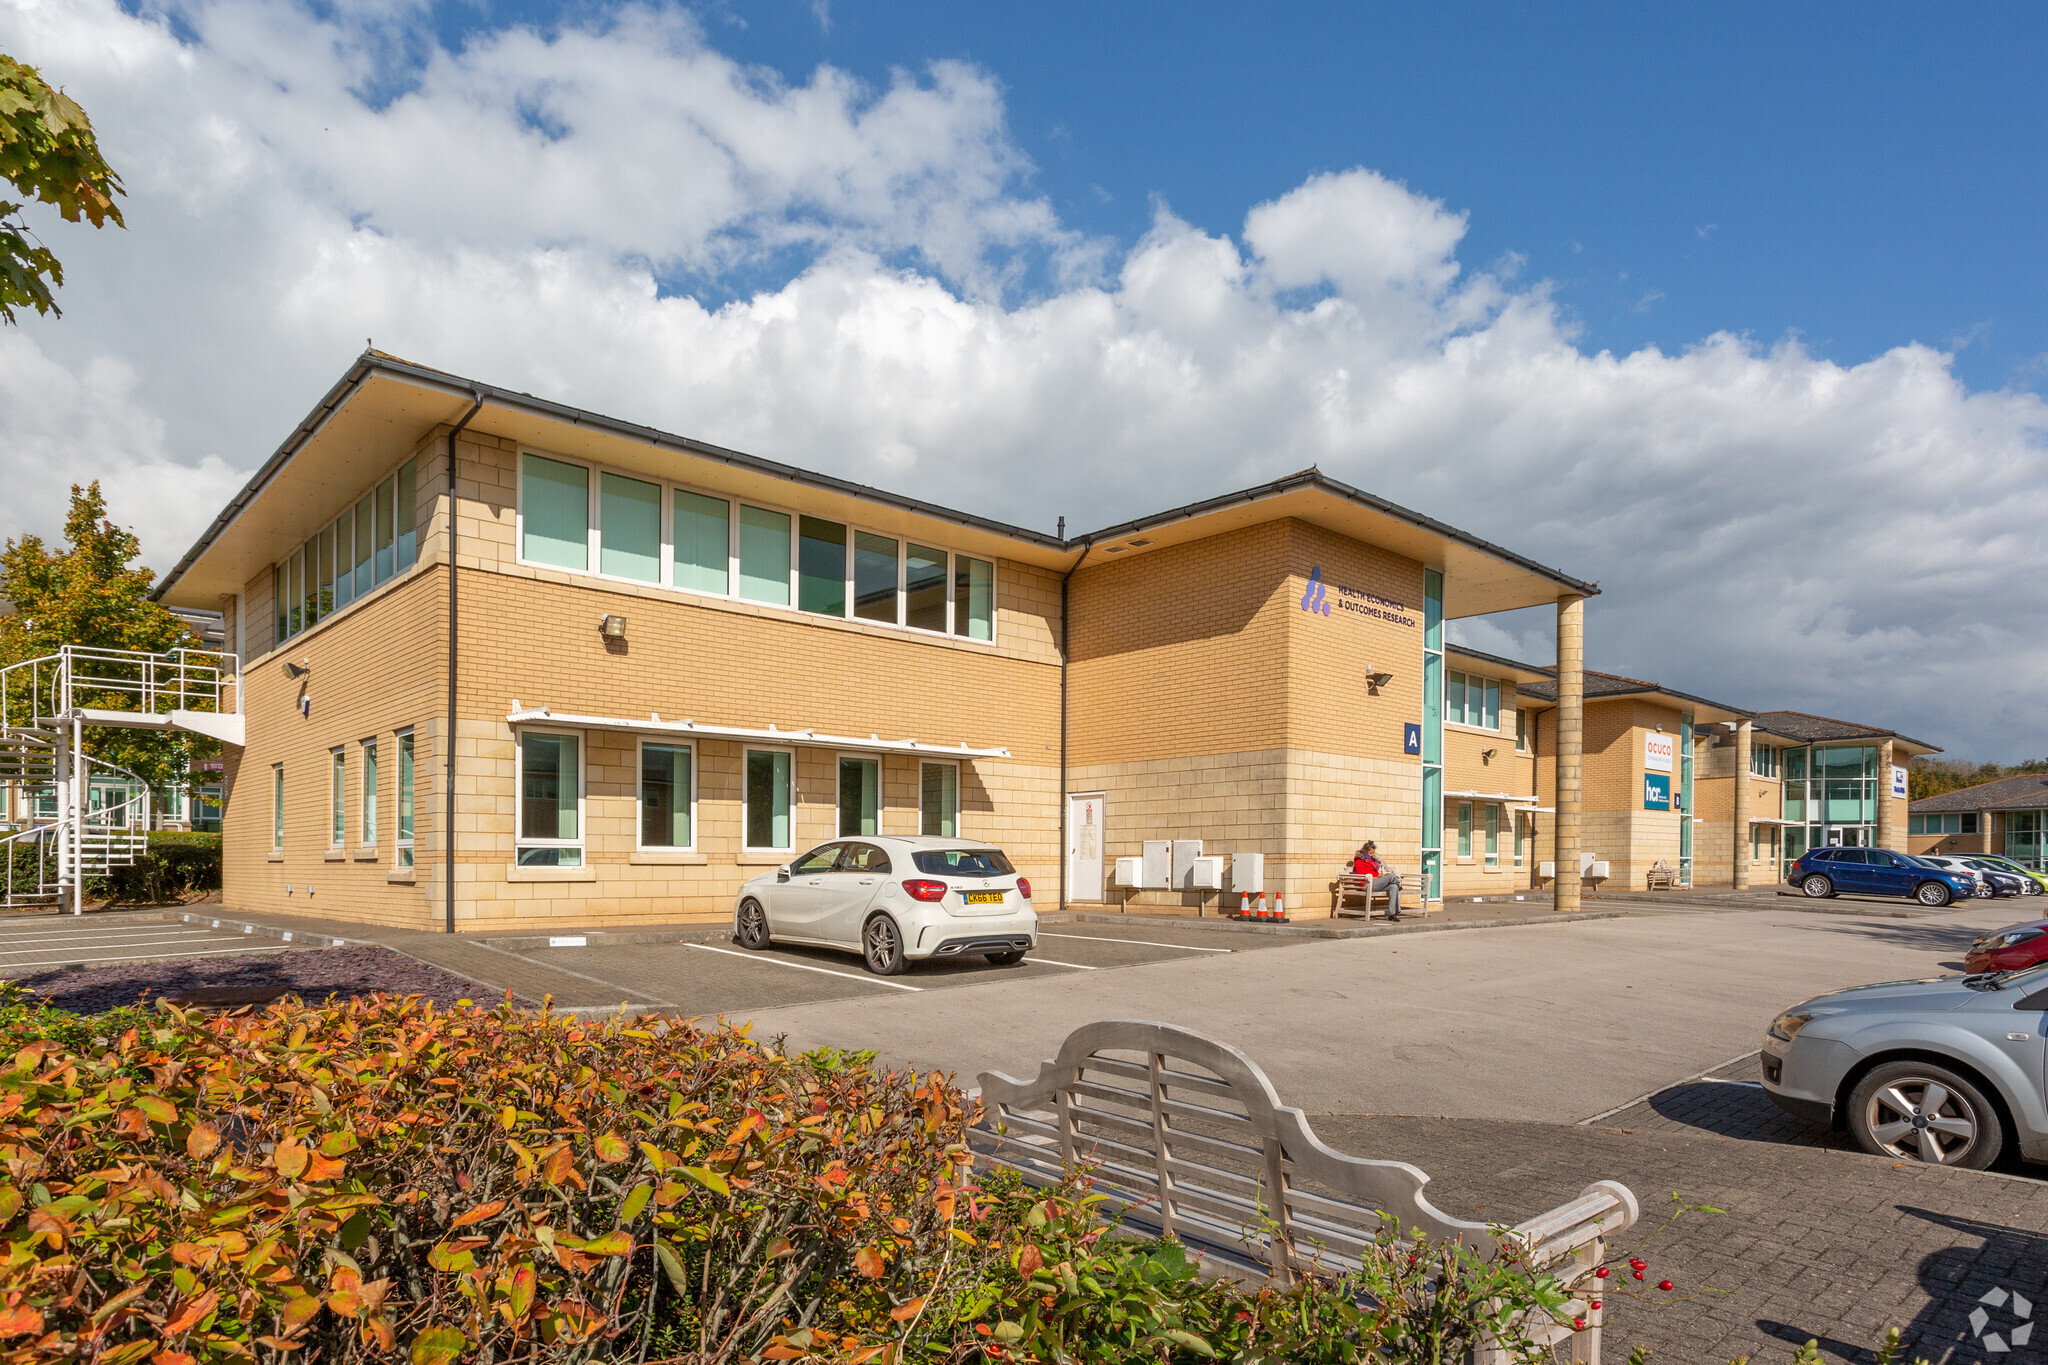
[
  {"left": 686, "top": 942, "right": 923, "bottom": 991},
  {"left": 1040, "top": 933, "right": 1232, "bottom": 953},
  {"left": 1022, "top": 956, "right": 1098, "bottom": 970},
  {"left": 0, "top": 929, "right": 219, "bottom": 945},
  {"left": 0, "top": 935, "right": 252, "bottom": 964},
  {"left": 0, "top": 944, "right": 300, "bottom": 973}
]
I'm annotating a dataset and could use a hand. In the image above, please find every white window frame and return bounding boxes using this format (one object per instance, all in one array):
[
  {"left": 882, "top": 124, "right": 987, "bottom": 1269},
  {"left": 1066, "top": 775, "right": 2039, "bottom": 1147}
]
[
  {"left": 919, "top": 759, "right": 961, "bottom": 838},
  {"left": 1483, "top": 804, "right": 1499, "bottom": 869},
  {"left": 1444, "top": 670, "right": 1500, "bottom": 732},
  {"left": 1456, "top": 801, "right": 1473, "bottom": 861},
  {"left": 359, "top": 737, "right": 378, "bottom": 847},
  {"left": 836, "top": 752, "right": 882, "bottom": 839},
  {"left": 272, "top": 456, "right": 418, "bottom": 649},
  {"left": 515, "top": 728, "right": 587, "bottom": 865},
  {"left": 741, "top": 744, "right": 796, "bottom": 854},
  {"left": 273, "top": 764, "right": 285, "bottom": 850},
  {"left": 329, "top": 747, "right": 346, "bottom": 848},
  {"left": 396, "top": 727, "right": 415, "bottom": 868},
  {"left": 1513, "top": 810, "right": 1528, "bottom": 869},
  {"left": 510, "top": 444, "right": 999, "bottom": 644},
  {"left": 635, "top": 737, "right": 698, "bottom": 853}
]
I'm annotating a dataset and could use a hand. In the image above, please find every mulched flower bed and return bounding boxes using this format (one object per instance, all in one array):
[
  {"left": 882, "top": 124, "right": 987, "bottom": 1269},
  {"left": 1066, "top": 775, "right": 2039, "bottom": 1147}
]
[{"left": 16, "top": 945, "right": 520, "bottom": 1014}]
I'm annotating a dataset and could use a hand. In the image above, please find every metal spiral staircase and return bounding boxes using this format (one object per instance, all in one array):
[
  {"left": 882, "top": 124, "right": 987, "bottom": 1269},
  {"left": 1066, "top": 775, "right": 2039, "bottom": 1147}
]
[{"left": 1, "top": 646, "right": 243, "bottom": 913}]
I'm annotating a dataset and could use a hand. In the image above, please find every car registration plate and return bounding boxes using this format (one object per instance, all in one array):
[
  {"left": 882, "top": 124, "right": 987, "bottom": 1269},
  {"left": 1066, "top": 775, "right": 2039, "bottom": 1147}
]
[{"left": 961, "top": 892, "right": 1006, "bottom": 905}]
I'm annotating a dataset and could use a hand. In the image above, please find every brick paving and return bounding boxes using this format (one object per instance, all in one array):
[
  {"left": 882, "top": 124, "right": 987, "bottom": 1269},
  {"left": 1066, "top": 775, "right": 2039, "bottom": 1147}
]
[{"left": 1304, "top": 1112, "right": 2048, "bottom": 1363}]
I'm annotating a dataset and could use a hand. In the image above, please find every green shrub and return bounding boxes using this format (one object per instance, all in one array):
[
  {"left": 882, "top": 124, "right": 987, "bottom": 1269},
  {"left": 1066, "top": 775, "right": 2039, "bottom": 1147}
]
[{"left": 101, "top": 830, "right": 221, "bottom": 903}]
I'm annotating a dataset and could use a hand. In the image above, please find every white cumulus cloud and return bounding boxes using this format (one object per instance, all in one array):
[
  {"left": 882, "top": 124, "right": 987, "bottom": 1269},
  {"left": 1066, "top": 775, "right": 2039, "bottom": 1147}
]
[{"left": 2, "top": 0, "right": 2045, "bottom": 757}]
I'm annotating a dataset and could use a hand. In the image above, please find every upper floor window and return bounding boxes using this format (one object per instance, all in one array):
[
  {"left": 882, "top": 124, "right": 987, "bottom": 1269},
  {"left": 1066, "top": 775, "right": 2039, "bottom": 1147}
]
[
  {"left": 514, "top": 449, "right": 999, "bottom": 642},
  {"left": 275, "top": 456, "right": 417, "bottom": 647},
  {"left": 1750, "top": 743, "right": 1779, "bottom": 778},
  {"left": 1446, "top": 671, "right": 1500, "bottom": 730}
]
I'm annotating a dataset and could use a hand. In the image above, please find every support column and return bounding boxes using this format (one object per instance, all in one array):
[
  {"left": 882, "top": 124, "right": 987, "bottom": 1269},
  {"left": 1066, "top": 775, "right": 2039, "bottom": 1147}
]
[
  {"left": 1732, "top": 720, "right": 1753, "bottom": 890},
  {"left": 1554, "top": 595, "right": 1585, "bottom": 913},
  {"left": 1875, "top": 739, "right": 1896, "bottom": 850}
]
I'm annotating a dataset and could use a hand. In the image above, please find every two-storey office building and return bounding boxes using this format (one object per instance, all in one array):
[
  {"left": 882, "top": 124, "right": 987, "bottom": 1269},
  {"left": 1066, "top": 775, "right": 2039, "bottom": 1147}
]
[
  {"left": 1908, "top": 774, "right": 2048, "bottom": 869},
  {"left": 152, "top": 353, "right": 1606, "bottom": 931}
]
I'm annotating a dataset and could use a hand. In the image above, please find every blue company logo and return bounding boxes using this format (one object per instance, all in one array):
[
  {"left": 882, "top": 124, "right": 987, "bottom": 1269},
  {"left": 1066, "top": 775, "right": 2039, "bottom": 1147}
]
[
  {"left": 1643, "top": 773, "right": 1672, "bottom": 811},
  {"left": 1300, "top": 566, "right": 1332, "bottom": 616}
]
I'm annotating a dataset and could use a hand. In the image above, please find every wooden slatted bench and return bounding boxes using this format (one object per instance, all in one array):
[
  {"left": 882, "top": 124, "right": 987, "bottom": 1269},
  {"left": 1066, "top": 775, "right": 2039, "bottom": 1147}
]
[
  {"left": 978, "top": 1020, "right": 1638, "bottom": 1363},
  {"left": 1645, "top": 859, "right": 1678, "bottom": 891},
  {"left": 1331, "top": 870, "right": 1423, "bottom": 919}
]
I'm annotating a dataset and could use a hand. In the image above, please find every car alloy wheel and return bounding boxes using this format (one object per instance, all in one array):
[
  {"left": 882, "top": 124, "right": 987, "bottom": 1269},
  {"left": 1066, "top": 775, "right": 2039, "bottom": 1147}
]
[
  {"left": 863, "top": 915, "right": 906, "bottom": 975},
  {"left": 1916, "top": 881, "right": 1953, "bottom": 907},
  {"left": 1801, "top": 874, "right": 1833, "bottom": 898},
  {"left": 736, "top": 899, "right": 771, "bottom": 950},
  {"left": 1849, "top": 1063, "right": 2002, "bottom": 1169}
]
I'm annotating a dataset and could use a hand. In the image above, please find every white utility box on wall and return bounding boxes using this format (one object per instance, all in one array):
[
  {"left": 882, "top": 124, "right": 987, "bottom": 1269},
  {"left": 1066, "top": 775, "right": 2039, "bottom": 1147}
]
[
  {"left": 1188, "top": 856, "right": 1225, "bottom": 891},
  {"left": 1232, "top": 852, "right": 1265, "bottom": 894},
  {"left": 1141, "top": 841, "right": 1172, "bottom": 889},
  {"left": 1115, "top": 856, "right": 1145, "bottom": 889},
  {"left": 1171, "top": 839, "right": 1204, "bottom": 889}
]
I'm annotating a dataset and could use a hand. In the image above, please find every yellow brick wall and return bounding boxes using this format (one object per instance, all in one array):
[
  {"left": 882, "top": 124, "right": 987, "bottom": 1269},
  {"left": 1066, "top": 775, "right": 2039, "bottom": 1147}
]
[{"left": 1440, "top": 678, "right": 1540, "bottom": 897}]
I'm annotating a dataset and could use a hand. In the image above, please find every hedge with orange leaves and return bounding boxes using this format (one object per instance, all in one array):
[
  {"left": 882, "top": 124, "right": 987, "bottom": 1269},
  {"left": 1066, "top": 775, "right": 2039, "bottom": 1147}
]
[{"left": 0, "top": 994, "right": 974, "bottom": 1365}]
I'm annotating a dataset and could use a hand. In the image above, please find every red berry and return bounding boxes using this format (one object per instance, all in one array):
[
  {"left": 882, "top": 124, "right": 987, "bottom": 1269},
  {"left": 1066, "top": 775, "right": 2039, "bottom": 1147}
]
[
  {"left": 1595, "top": 1267, "right": 1610, "bottom": 1279},
  {"left": 1633, "top": 1270, "right": 1645, "bottom": 1280},
  {"left": 1629, "top": 1258, "right": 1646, "bottom": 1270},
  {"left": 1573, "top": 1318, "right": 1586, "bottom": 1331},
  {"left": 1590, "top": 1301, "right": 1603, "bottom": 1311},
  {"left": 1659, "top": 1280, "right": 1674, "bottom": 1292}
]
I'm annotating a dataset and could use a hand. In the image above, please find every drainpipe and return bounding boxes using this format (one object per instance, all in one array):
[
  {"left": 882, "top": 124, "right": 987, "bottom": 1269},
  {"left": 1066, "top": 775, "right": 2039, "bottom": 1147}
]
[
  {"left": 1057, "top": 530, "right": 1095, "bottom": 912},
  {"left": 444, "top": 394, "right": 484, "bottom": 933}
]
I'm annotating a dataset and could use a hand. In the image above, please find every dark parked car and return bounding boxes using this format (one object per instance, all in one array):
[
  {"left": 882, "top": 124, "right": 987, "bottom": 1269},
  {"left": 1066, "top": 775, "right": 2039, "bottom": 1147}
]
[{"left": 1785, "top": 847, "right": 1977, "bottom": 907}]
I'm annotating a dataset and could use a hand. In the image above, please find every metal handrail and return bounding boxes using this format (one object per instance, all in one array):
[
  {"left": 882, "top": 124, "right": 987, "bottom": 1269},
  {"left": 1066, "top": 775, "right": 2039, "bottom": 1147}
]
[{"left": 1, "top": 645, "right": 242, "bottom": 728}]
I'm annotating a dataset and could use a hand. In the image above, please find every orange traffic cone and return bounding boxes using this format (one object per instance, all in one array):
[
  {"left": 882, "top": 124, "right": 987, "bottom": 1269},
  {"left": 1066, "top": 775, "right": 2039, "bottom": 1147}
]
[{"left": 1274, "top": 894, "right": 1286, "bottom": 923}]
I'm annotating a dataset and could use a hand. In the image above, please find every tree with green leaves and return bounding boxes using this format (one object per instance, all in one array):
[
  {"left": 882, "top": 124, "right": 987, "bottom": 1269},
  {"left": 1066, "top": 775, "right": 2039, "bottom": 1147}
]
[
  {"left": 1, "top": 52, "right": 124, "bottom": 323},
  {"left": 1, "top": 482, "right": 199, "bottom": 791}
]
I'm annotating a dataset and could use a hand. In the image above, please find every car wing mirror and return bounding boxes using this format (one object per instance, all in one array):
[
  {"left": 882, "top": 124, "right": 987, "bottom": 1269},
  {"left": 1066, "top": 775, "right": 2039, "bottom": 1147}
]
[{"left": 776, "top": 867, "right": 791, "bottom": 882}]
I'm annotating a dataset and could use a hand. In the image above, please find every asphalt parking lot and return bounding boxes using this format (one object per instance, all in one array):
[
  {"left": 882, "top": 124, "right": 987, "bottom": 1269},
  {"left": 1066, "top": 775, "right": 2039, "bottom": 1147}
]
[{"left": 0, "top": 913, "right": 326, "bottom": 978}]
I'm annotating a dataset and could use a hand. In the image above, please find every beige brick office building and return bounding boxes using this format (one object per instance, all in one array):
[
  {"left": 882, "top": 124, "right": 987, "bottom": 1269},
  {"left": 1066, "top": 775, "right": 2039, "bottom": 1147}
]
[{"left": 153, "top": 353, "right": 1610, "bottom": 931}]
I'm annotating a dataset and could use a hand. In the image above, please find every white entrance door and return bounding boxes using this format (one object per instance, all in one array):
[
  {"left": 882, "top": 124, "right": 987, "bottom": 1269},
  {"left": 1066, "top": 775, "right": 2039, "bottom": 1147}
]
[{"left": 1066, "top": 792, "right": 1105, "bottom": 903}]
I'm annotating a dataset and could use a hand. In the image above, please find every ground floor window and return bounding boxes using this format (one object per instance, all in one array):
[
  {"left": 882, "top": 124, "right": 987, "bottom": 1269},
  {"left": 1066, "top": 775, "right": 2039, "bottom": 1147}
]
[
  {"left": 1909, "top": 812, "right": 1979, "bottom": 835},
  {"left": 273, "top": 765, "right": 285, "bottom": 850},
  {"left": 1752, "top": 824, "right": 1779, "bottom": 864},
  {"left": 838, "top": 756, "right": 879, "bottom": 837},
  {"left": 745, "top": 748, "right": 792, "bottom": 851},
  {"left": 2008, "top": 811, "right": 2044, "bottom": 870},
  {"left": 1483, "top": 805, "right": 1499, "bottom": 869},
  {"left": 360, "top": 739, "right": 379, "bottom": 846},
  {"left": 518, "top": 731, "right": 582, "bottom": 867},
  {"left": 329, "top": 749, "right": 345, "bottom": 847},
  {"left": 640, "top": 741, "right": 694, "bottom": 849},
  {"left": 1514, "top": 811, "right": 1529, "bottom": 869},
  {"left": 396, "top": 729, "right": 415, "bottom": 868},
  {"left": 921, "top": 761, "right": 958, "bottom": 837},
  {"left": 1456, "top": 802, "right": 1472, "bottom": 859}
]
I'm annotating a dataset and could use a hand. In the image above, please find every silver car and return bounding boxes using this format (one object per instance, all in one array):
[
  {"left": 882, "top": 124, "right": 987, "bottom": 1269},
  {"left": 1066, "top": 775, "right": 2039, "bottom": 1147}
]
[
  {"left": 1762, "top": 964, "right": 2048, "bottom": 1168},
  {"left": 732, "top": 835, "right": 1037, "bottom": 975}
]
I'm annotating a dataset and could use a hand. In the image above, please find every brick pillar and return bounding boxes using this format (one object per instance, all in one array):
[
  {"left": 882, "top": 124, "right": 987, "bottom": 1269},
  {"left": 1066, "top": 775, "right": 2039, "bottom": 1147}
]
[
  {"left": 1876, "top": 739, "right": 1896, "bottom": 850},
  {"left": 1555, "top": 595, "right": 1585, "bottom": 913},
  {"left": 1732, "top": 720, "right": 1752, "bottom": 890}
]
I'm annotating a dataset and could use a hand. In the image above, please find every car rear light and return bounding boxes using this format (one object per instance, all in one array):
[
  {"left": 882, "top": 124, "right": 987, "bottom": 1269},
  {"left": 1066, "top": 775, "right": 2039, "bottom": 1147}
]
[
  {"left": 1016, "top": 878, "right": 1031, "bottom": 900},
  {"left": 902, "top": 879, "right": 949, "bottom": 903}
]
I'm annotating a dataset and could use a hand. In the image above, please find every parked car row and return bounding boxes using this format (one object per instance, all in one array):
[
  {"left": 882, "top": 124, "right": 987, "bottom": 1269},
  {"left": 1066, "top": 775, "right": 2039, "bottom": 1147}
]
[{"left": 1785, "top": 845, "right": 2042, "bottom": 906}]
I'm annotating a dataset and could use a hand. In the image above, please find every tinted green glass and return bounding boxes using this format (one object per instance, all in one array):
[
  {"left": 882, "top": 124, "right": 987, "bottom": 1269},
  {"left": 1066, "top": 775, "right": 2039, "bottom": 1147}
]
[
  {"left": 953, "top": 556, "right": 993, "bottom": 639},
  {"left": 920, "top": 763, "right": 958, "bottom": 837},
  {"left": 738, "top": 506, "right": 791, "bottom": 605},
  {"left": 600, "top": 472, "right": 661, "bottom": 582},
  {"left": 673, "top": 490, "right": 730, "bottom": 594},
  {"left": 905, "top": 544, "right": 947, "bottom": 631},
  {"left": 520, "top": 733, "right": 580, "bottom": 841},
  {"left": 799, "top": 517, "right": 848, "bottom": 616},
  {"left": 333, "top": 507, "right": 355, "bottom": 609},
  {"left": 521, "top": 455, "right": 590, "bottom": 570},
  {"left": 746, "top": 749, "right": 791, "bottom": 848},
  {"left": 853, "top": 532, "right": 898, "bottom": 623},
  {"left": 839, "top": 756, "right": 879, "bottom": 836},
  {"left": 395, "top": 459, "right": 418, "bottom": 572},
  {"left": 641, "top": 744, "right": 692, "bottom": 848}
]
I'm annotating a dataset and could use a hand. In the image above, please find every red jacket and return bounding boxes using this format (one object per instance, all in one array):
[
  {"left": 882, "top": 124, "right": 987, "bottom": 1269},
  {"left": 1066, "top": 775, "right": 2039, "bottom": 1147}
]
[{"left": 1352, "top": 855, "right": 1382, "bottom": 877}]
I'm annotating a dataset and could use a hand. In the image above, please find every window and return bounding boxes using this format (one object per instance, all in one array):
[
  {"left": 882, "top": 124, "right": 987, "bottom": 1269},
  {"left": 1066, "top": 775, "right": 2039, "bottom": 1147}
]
[
  {"left": 842, "top": 842, "right": 891, "bottom": 872},
  {"left": 518, "top": 732, "right": 582, "bottom": 867},
  {"left": 673, "top": 490, "right": 730, "bottom": 594},
  {"left": 1910, "top": 812, "right": 1981, "bottom": 836},
  {"left": 272, "top": 457, "right": 419, "bottom": 647},
  {"left": 914, "top": 847, "right": 1013, "bottom": 876},
  {"left": 838, "top": 756, "right": 879, "bottom": 837},
  {"left": 791, "top": 844, "right": 843, "bottom": 874},
  {"left": 738, "top": 506, "right": 792, "bottom": 605},
  {"left": 954, "top": 556, "right": 994, "bottom": 640},
  {"left": 1443, "top": 671, "right": 1499, "bottom": 728},
  {"left": 599, "top": 472, "right": 661, "bottom": 582},
  {"left": 1484, "top": 805, "right": 1499, "bottom": 869},
  {"left": 921, "top": 761, "right": 959, "bottom": 837},
  {"left": 639, "top": 742, "right": 693, "bottom": 849},
  {"left": 853, "top": 532, "right": 899, "bottom": 624},
  {"left": 329, "top": 749, "right": 345, "bottom": 847},
  {"left": 1514, "top": 811, "right": 1528, "bottom": 868},
  {"left": 799, "top": 516, "right": 848, "bottom": 616},
  {"left": 744, "top": 748, "right": 793, "bottom": 851},
  {"left": 1457, "top": 802, "right": 1473, "bottom": 858},
  {"left": 1515, "top": 709, "right": 1529, "bottom": 753},
  {"left": 1750, "top": 744, "right": 1779, "bottom": 778},
  {"left": 360, "top": 739, "right": 378, "bottom": 845},
  {"left": 396, "top": 730, "right": 415, "bottom": 868},
  {"left": 905, "top": 544, "right": 948, "bottom": 632},
  {"left": 522, "top": 454, "right": 590, "bottom": 571},
  {"left": 273, "top": 765, "right": 285, "bottom": 850}
]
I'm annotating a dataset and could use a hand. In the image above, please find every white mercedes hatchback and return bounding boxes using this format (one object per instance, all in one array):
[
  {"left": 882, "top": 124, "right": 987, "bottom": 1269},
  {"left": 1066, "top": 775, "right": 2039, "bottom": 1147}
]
[{"left": 731, "top": 835, "right": 1036, "bottom": 975}]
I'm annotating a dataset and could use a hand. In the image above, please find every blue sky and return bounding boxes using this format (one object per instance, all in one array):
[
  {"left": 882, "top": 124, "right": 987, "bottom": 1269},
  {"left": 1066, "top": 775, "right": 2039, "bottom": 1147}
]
[
  {"left": 485, "top": 0, "right": 2048, "bottom": 393},
  {"left": 5, "top": 0, "right": 2048, "bottom": 758}
]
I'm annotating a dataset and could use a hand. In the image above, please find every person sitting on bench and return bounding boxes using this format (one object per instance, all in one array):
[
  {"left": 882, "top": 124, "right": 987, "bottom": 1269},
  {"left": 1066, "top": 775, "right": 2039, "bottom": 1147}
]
[{"left": 1351, "top": 841, "right": 1401, "bottom": 920}]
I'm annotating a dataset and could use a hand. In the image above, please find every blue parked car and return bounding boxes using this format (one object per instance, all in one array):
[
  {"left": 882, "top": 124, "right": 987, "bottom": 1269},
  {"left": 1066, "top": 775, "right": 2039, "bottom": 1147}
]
[{"left": 1786, "top": 847, "right": 1977, "bottom": 907}]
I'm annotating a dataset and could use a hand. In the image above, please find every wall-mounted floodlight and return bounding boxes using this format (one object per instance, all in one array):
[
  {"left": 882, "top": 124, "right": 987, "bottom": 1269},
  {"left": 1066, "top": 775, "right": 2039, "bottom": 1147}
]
[
  {"left": 600, "top": 614, "right": 628, "bottom": 639},
  {"left": 283, "top": 659, "right": 311, "bottom": 679},
  {"left": 1366, "top": 670, "right": 1394, "bottom": 694},
  {"left": 1481, "top": 748, "right": 1498, "bottom": 764}
]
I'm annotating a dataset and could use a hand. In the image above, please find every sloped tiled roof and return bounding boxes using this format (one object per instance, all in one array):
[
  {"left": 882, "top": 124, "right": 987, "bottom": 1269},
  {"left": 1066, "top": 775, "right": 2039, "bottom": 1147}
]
[
  {"left": 1752, "top": 710, "right": 1936, "bottom": 751},
  {"left": 1912, "top": 773, "right": 2048, "bottom": 813}
]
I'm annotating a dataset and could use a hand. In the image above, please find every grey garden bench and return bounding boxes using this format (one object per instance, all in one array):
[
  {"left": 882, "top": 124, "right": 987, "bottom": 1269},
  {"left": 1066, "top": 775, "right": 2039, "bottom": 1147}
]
[{"left": 978, "top": 1020, "right": 1639, "bottom": 1363}]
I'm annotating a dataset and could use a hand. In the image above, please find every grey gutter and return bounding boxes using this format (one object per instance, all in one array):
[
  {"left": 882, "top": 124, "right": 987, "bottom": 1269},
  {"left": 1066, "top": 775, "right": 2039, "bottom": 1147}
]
[{"left": 1072, "top": 467, "right": 1601, "bottom": 600}]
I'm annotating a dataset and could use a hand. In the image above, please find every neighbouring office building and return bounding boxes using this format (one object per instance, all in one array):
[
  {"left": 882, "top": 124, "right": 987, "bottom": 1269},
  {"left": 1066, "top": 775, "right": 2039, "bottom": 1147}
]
[
  {"left": 1908, "top": 774, "right": 2048, "bottom": 869},
  {"left": 152, "top": 352, "right": 1619, "bottom": 931}
]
